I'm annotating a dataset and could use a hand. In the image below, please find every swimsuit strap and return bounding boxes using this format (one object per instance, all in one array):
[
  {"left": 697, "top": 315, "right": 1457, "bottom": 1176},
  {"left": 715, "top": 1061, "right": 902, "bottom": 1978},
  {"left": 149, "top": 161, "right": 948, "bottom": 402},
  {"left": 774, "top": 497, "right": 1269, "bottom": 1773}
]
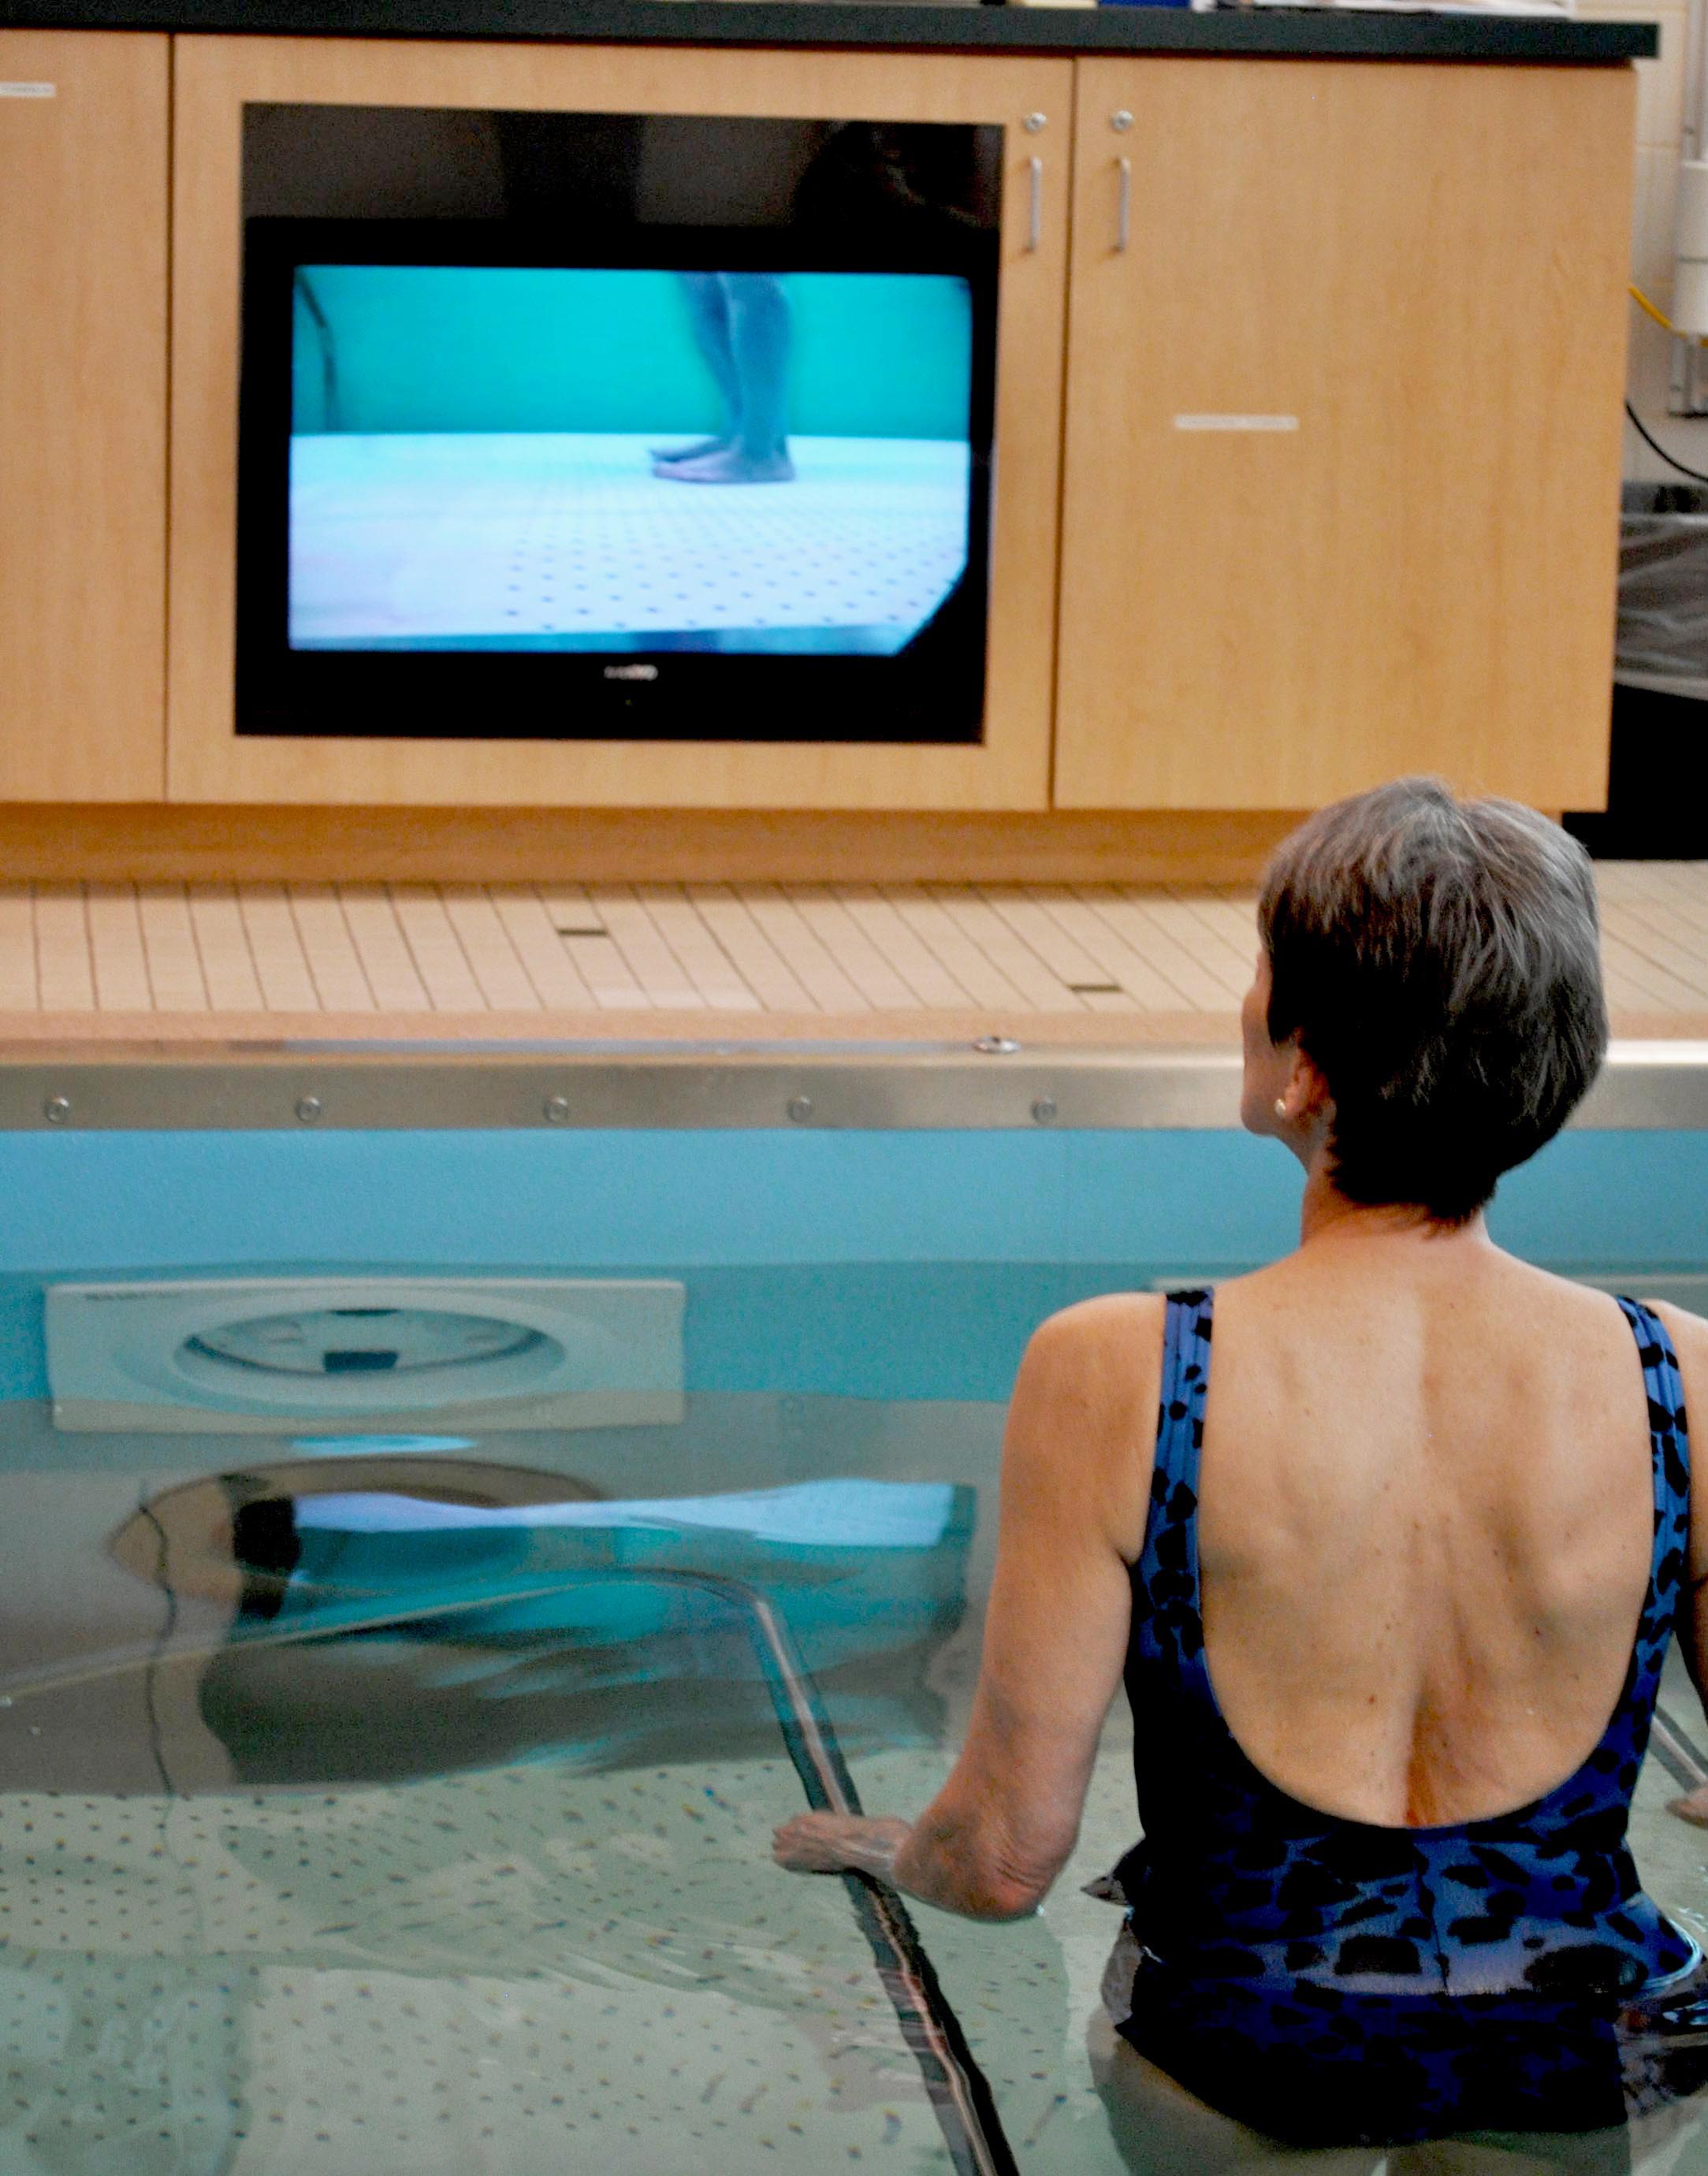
[
  {"left": 1130, "top": 1290, "right": 1216, "bottom": 1680},
  {"left": 1152, "top": 1287, "right": 1214, "bottom": 1505},
  {"left": 1613, "top": 1296, "right": 1692, "bottom": 1710}
]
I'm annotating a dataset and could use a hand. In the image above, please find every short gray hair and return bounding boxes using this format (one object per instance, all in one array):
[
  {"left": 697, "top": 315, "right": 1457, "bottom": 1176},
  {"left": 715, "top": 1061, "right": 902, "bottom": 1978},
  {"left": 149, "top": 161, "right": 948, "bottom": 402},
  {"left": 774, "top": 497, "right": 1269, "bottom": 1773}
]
[{"left": 1258, "top": 778, "right": 1607, "bottom": 1222}]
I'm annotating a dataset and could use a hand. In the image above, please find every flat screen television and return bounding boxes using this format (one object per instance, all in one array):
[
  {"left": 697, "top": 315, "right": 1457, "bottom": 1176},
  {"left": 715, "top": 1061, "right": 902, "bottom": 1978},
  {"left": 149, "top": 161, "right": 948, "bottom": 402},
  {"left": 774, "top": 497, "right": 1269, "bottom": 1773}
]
[{"left": 236, "top": 217, "right": 999, "bottom": 744}]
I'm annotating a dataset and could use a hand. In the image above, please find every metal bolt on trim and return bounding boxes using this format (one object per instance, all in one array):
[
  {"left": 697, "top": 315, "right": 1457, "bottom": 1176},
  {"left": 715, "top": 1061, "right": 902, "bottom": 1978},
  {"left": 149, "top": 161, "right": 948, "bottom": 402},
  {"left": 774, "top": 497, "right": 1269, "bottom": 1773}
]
[
  {"left": 544, "top": 1095, "right": 571, "bottom": 1125},
  {"left": 1032, "top": 1096, "right": 1059, "bottom": 1125},
  {"left": 294, "top": 1095, "right": 323, "bottom": 1125},
  {"left": 43, "top": 1095, "right": 69, "bottom": 1126},
  {"left": 1023, "top": 110, "right": 1047, "bottom": 132},
  {"left": 973, "top": 1035, "right": 1021, "bottom": 1056},
  {"left": 787, "top": 1095, "right": 813, "bottom": 1124}
]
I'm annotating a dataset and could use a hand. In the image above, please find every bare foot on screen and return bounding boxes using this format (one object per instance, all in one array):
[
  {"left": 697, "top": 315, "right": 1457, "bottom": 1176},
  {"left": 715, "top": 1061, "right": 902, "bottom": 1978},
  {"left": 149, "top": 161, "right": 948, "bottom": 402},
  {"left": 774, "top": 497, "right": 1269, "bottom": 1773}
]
[
  {"left": 649, "top": 436, "right": 731, "bottom": 467},
  {"left": 657, "top": 448, "right": 794, "bottom": 485}
]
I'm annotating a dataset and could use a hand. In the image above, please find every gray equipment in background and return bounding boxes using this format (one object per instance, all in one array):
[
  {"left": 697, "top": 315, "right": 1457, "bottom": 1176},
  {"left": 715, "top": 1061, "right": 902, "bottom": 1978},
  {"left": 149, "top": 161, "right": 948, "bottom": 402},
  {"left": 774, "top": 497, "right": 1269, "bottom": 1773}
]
[{"left": 1566, "top": 483, "right": 1708, "bottom": 860}]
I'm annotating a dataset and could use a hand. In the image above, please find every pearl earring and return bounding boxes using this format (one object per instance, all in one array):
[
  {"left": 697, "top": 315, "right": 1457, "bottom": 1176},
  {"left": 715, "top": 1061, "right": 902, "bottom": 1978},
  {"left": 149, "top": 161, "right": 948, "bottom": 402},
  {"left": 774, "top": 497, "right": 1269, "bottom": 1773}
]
[{"left": 1273, "top": 1098, "right": 1288, "bottom": 1119}]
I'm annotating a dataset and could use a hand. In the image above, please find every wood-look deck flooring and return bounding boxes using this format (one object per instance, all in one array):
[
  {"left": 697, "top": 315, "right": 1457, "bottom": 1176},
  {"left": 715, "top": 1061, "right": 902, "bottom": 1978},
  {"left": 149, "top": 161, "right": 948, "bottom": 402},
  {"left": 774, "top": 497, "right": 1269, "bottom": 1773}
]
[{"left": 0, "top": 863, "right": 1702, "bottom": 1045}]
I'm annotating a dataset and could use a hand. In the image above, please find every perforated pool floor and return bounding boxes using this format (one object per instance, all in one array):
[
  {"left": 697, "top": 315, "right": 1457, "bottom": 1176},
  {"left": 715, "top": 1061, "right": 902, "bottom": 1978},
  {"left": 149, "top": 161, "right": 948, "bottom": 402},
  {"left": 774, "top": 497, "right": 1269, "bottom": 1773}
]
[
  {"left": 288, "top": 433, "right": 970, "bottom": 649},
  {"left": 0, "top": 1732, "right": 1161, "bottom": 2176}
]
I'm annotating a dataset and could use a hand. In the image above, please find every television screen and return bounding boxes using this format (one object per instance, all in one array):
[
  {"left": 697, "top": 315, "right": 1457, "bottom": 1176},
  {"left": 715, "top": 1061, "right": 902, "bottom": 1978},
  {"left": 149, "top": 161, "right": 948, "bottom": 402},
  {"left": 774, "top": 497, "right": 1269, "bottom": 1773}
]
[
  {"left": 290, "top": 262, "right": 976, "bottom": 659},
  {"left": 237, "top": 218, "right": 997, "bottom": 744}
]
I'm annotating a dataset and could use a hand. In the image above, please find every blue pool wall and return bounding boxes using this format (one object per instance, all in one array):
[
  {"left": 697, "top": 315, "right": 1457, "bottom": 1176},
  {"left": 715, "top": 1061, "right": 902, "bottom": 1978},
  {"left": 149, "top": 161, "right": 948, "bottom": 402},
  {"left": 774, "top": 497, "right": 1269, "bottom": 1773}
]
[{"left": 0, "top": 1126, "right": 1700, "bottom": 1404}]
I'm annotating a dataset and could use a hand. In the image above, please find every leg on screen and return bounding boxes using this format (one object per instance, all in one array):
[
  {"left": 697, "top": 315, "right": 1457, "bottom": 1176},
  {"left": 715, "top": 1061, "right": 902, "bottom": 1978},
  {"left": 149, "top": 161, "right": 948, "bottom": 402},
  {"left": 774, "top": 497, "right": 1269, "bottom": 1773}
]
[
  {"left": 660, "top": 273, "right": 794, "bottom": 484},
  {"left": 651, "top": 271, "right": 742, "bottom": 468}
]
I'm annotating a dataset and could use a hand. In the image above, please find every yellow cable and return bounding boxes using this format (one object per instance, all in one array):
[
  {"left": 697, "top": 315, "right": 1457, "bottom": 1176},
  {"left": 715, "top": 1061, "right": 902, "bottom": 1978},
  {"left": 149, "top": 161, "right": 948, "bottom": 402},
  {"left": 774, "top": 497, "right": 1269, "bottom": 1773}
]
[{"left": 1631, "top": 282, "right": 1708, "bottom": 344}]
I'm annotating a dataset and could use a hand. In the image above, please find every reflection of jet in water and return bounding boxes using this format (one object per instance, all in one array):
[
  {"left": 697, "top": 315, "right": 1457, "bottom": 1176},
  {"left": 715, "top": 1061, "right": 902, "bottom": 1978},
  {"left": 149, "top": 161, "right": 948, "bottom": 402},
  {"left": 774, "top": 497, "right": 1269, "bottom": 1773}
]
[{"left": 98, "top": 1460, "right": 972, "bottom": 1791}]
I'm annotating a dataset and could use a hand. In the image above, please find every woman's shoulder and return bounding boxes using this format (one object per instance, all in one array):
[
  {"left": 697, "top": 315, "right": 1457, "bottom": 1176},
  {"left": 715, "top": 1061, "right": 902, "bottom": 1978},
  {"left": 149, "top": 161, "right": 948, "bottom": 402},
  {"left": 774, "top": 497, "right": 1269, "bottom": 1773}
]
[
  {"left": 1033, "top": 1289, "right": 1169, "bottom": 1339},
  {"left": 1651, "top": 1295, "right": 1708, "bottom": 1356},
  {"left": 1010, "top": 1294, "right": 1167, "bottom": 1557},
  {"left": 1023, "top": 1290, "right": 1168, "bottom": 1374},
  {"left": 1016, "top": 1293, "right": 1168, "bottom": 1429}
]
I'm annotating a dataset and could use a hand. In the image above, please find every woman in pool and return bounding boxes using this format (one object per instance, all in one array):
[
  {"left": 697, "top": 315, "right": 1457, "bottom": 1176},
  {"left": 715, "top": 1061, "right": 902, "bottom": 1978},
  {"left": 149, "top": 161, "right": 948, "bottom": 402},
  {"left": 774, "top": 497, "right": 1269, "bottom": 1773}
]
[{"left": 775, "top": 778, "right": 1708, "bottom": 2170}]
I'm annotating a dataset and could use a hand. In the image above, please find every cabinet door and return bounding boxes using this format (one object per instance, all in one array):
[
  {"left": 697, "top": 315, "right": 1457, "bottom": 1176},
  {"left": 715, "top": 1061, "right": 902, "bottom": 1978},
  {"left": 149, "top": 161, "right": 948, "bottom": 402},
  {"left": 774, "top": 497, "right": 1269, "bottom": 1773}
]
[
  {"left": 169, "top": 38, "right": 1071, "bottom": 810},
  {"left": 1055, "top": 58, "right": 1635, "bottom": 811},
  {"left": 0, "top": 32, "right": 168, "bottom": 801}
]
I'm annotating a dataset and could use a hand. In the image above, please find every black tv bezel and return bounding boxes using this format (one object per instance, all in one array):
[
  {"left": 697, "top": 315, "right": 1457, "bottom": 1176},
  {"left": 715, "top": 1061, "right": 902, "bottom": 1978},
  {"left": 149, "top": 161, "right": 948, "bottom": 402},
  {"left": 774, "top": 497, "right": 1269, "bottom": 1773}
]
[{"left": 235, "top": 218, "right": 999, "bottom": 746}]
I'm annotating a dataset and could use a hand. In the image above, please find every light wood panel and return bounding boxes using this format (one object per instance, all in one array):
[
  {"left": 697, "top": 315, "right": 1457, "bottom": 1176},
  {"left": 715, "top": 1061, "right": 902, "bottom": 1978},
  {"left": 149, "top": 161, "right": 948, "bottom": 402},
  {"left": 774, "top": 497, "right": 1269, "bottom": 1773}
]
[
  {"left": 0, "top": 802, "right": 1301, "bottom": 883},
  {"left": 1055, "top": 58, "right": 1637, "bottom": 810},
  {"left": 167, "top": 36, "right": 1072, "bottom": 811},
  {"left": 0, "top": 32, "right": 168, "bottom": 801}
]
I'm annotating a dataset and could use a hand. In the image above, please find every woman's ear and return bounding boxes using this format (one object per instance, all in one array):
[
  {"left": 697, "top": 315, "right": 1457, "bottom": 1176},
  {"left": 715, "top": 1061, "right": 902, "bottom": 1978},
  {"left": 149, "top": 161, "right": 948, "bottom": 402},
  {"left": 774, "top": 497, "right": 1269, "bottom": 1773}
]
[{"left": 1284, "top": 1045, "right": 1334, "bottom": 1129}]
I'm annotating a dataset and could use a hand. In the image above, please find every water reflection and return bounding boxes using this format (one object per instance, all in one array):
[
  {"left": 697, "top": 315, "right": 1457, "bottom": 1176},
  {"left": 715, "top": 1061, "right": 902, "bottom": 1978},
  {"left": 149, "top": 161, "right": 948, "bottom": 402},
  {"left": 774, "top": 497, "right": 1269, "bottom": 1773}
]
[{"left": 101, "top": 1460, "right": 970, "bottom": 1791}]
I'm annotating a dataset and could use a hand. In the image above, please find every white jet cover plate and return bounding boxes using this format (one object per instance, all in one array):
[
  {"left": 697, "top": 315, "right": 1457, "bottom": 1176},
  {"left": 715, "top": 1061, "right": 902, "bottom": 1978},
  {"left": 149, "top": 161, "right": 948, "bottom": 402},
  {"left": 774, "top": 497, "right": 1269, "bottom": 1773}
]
[{"left": 44, "top": 1277, "right": 685, "bottom": 1434}]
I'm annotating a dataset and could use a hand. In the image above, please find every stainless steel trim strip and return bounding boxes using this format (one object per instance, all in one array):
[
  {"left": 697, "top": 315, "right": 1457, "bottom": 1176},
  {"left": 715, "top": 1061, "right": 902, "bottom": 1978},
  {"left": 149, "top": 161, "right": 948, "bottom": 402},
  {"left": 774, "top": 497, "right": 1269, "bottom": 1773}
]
[
  {"left": 1576, "top": 1042, "right": 1708, "bottom": 1129},
  {"left": 0, "top": 1039, "right": 1700, "bottom": 1129}
]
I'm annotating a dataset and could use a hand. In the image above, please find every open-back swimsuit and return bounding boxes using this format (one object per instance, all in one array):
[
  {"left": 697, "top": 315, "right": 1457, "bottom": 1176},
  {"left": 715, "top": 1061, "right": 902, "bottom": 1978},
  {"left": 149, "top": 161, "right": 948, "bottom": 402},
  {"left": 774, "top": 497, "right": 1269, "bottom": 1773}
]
[{"left": 1103, "top": 1290, "right": 1708, "bottom": 2148}]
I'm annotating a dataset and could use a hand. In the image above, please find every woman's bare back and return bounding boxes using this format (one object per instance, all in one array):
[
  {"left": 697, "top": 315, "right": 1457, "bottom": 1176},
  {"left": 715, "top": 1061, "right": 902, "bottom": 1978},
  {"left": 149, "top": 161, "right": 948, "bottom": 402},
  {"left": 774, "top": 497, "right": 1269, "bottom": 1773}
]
[{"left": 1186, "top": 1248, "right": 1659, "bottom": 1830}]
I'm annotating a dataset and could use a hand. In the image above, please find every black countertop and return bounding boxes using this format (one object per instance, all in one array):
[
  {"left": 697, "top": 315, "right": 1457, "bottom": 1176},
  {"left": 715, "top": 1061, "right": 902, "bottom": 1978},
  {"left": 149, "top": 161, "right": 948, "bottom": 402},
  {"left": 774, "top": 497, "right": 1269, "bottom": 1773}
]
[{"left": 0, "top": 0, "right": 1658, "bottom": 62}]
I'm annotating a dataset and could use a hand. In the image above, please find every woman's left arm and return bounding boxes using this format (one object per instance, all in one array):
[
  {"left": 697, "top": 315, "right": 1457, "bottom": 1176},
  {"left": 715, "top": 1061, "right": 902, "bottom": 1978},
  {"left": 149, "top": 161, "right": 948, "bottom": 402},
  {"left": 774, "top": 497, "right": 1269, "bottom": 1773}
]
[{"left": 773, "top": 1294, "right": 1159, "bottom": 1920}]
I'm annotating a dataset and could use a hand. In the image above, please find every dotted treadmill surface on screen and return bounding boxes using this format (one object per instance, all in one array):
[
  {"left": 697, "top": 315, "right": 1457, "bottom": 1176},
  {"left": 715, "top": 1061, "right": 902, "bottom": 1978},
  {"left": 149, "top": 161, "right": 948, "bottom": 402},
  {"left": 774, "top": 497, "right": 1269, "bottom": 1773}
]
[{"left": 288, "top": 434, "right": 970, "bottom": 652}]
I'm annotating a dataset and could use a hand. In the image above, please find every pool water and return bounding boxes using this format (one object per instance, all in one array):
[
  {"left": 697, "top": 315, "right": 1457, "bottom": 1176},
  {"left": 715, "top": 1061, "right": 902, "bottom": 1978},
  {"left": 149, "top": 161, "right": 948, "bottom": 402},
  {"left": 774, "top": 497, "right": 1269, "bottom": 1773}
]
[
  {"left": 4, "top": 1125, "right": 1708, "bottom": 2171},
  {"left": 0, "top": 1388, "right": 1030, "bottom": 2173},
  {"left": 9, "top": 1379, "right": 1708, "bottom": 2174}
]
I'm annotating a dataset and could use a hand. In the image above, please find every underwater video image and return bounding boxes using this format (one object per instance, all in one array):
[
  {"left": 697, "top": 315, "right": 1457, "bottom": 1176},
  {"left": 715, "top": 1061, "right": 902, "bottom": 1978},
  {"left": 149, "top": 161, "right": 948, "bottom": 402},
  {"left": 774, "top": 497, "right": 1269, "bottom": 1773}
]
[{"left": 287, "top": 264, "right": 977, "bottom": 657}]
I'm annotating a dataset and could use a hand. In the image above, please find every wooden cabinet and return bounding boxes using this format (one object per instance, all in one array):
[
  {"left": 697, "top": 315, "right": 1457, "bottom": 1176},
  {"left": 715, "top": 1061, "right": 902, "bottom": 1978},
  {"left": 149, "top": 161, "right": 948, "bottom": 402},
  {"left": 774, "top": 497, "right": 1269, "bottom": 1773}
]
[
  {"left": 1053, "top": 58, "right": 1636, "bottom": 811},
  {"left": 0, "top": 32, "right": 169, "bottom": 801},
  {"left": 168, "top": 36, "right": 1072, "bottom": 811},
  {"left": 0, "top": 31, "right": 1646, "bottom": 821}
]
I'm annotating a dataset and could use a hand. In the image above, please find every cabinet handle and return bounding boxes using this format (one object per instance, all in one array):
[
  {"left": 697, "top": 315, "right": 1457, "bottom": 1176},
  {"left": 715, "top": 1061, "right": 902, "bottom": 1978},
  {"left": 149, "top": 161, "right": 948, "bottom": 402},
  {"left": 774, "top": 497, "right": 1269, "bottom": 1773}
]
[
  {"left": 1116, "top": 157, "right": 1131, "bottom": 253},
  {"left": 1027, "top": 155, "right": 1043, "bottom": 252}
]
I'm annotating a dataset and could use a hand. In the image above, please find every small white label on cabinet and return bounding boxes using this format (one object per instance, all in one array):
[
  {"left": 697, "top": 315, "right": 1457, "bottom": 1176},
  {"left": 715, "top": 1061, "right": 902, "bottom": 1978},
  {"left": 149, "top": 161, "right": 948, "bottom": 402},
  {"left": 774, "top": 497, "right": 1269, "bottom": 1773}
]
[
  {"left": 0, "top": 82, "right": 56, "bottom": 98},
  {"left": 1173, "top": 413, "right": 1299, "bottom": 433}
]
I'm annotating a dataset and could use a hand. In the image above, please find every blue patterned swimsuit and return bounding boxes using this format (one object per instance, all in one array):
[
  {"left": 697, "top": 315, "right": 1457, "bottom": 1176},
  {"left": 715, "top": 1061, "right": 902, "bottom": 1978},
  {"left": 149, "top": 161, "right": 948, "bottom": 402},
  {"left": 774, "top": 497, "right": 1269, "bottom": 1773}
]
[{"left": 1105, "top": 1290, "right": 1707, "bottom": 2148}]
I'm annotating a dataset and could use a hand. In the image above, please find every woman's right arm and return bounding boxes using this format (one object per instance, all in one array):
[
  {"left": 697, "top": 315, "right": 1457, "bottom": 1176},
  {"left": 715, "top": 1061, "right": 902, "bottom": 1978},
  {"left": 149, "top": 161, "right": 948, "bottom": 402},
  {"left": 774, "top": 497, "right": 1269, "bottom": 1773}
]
[{"left": 774, "top": 1292, "right": 1161, "bottom": 1916}]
